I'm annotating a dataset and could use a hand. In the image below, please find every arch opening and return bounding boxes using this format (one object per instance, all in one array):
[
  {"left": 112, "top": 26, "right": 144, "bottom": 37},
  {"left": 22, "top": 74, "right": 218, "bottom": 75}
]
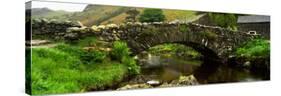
[{"left": 129, "top": 42, "right": 222, "bottom": 83}]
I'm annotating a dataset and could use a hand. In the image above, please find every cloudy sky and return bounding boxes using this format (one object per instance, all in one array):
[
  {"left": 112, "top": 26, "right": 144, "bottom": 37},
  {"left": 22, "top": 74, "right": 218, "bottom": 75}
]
[{"left": 31, "top": 1, "right": 88, "bottom": 12}]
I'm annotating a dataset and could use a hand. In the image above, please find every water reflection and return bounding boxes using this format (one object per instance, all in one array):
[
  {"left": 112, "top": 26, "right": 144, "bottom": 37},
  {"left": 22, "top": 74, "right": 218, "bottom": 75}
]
[{"left": 137, "top": 53, "right": 265, "bottom": 84}]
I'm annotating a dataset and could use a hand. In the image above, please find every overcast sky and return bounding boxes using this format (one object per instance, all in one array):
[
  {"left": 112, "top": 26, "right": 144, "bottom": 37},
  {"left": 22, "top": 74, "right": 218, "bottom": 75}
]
[{"left": 31, "top": 1, "right": 88, "bottom": 12}]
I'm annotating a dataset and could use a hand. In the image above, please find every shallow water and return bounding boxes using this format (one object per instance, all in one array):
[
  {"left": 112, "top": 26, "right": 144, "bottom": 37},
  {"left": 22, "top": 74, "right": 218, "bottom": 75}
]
[{"left": 137, "top": 54, "right": 265, "bottom": 84}]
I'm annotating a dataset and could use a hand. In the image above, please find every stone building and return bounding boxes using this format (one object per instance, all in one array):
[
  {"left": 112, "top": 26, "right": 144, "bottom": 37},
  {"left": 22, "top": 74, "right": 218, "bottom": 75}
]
[{"left": 237, "top": 15, "right": 270, "bottom": 39}]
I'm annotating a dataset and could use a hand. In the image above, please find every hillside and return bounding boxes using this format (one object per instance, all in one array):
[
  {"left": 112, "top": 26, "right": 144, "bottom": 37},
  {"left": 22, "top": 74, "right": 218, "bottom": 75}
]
[
  {"left": 28, "top": 5, "right": 130, "bottom": 26},
  {"left": 72, "top": 5, "right": 131, "bottom": 26},
  {"left": 101, "top": 8, "right": 199, "bottom": 25},
  {"left": 30, "top": 7, "right": 73, "bottom": 20},
  {"left": 28, "top": 5, "right": 202, "bottom": 27},
  {"left": 163, "top": 9, "right": 198, "bottom": 22}
]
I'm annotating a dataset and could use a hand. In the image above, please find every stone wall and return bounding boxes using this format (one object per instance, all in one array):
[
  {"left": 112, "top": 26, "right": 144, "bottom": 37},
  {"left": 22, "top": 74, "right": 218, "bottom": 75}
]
[
  {"left": 65, "top": 22, "right": 258, "bottom": 59},
  {"left": 31, "top": 19, "right": 260, "bottom": 59},
  {"left": 31, "top": 18, "right": 82, "bottom": 39}
]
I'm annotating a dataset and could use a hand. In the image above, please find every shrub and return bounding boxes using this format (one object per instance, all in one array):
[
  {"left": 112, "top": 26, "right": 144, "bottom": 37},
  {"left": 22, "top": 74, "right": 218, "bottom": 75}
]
[
  {"left": 208, "top": 13, "right": 238, "bottom": 30},
  {"left": 139, "top": 8, "right": 166, "bottom": 22},
  {"left": 110, "top": 41, "right": 131, "bottom": 61},
  {"left": 110, "top": 41, "right": 140, "bottom": 75},
  {"left": 122, "top": 57, "right": 140, "bottom": 75},
  {"left": 236, "top": 39, "right": 270, "bottom": 59}
]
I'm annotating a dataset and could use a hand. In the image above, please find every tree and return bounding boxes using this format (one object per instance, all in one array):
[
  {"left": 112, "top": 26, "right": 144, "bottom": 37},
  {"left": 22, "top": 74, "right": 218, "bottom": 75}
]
[
  {"left": 208, "top": 13, "right": 238, "bottom": 30},
  {"left": 125, "top": 8, "right": 140, "bottom": 22},
  {"left": 139, "top": 8, "right": 165, "bottom": 22}
]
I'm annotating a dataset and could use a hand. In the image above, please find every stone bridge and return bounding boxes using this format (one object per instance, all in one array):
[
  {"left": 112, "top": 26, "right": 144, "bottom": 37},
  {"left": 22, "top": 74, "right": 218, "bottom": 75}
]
[{"left": 31, "top": 19, "right": 260, "bottom": 60}]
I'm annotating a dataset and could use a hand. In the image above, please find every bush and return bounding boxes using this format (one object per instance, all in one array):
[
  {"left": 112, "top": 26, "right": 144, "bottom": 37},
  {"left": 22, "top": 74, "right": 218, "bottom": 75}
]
[
  {"left": 208, "top": 13, "right": 238, "bottom": 30},
  {"left": 139, "top": 8, "right": 166, "bottom": 22},
  {"left": 122, "top": 57, "right": 140, "bottom": 75},
  {"left": 110, "top": 41, "right": 140, "bottom": 75},
  {"left": 236, "top": 39, "right": 270, "bottom": 59},
  {"left": 110, "top": 41, "right": 131, "bottom": 61}
]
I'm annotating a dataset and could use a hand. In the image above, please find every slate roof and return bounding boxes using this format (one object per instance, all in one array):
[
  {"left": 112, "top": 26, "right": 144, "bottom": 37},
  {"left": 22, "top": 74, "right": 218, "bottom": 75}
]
[{"left": 237, "top": 15, "right": 270, "bottom": 23}]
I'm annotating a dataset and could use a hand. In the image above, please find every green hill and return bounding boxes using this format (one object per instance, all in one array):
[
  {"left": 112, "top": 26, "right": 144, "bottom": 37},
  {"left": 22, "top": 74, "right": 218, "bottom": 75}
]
[
  {"left": 30, "top": 7, "right": 73, "bottom": 20},
  {"left": 72, "top": 5, "right": 130, "bottom": 26},
  {"left": 29, "top": 5, "right": 201, "bottom": 27},
  {"left": 100, "top": 8, "right": 199, "bottom": 25}
]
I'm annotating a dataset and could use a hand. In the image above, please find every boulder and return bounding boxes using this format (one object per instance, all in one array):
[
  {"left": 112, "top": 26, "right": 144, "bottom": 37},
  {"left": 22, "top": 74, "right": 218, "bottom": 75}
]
[{"left": 160, "top": 75, "right": 199, "bottom": 87}]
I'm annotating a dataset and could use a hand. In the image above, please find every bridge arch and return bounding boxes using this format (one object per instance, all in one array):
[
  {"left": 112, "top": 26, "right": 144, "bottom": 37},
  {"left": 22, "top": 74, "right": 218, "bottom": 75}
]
[
  {"left": 125, "top": 29, "right": 232, "bottom": 61},
  {"left": 59, "top": 22, "right": 258, "bottom": 60},
  {"left": 128, "top": 41, "right": 219, "bottom": 60}
]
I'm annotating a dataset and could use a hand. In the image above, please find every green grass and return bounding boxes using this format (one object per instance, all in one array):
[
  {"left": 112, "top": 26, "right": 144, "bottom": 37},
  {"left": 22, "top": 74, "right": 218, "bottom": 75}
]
[
  {"left": 110, "top": 41, "right": 131, "bottom": 61},
  {"left": 235, "top": 39, "right": 270, "bottom": 59},
  {"left": 76, "top": 36, "right": 97, "bottom": 47},
  {"left": 163, "top": 9, "right": 197, "bottom": 22},
  {"left": 208, "top": 13, "right": 238, "bottom": 30},
  {"left": 30, "top": 43, "right": 129, "bottom": 95},
  {"left": 149, "top": 44, "right": 202, "bottom": 59},
  {"left": 111, "top": 41, "right": 141, "bottom": 75}
]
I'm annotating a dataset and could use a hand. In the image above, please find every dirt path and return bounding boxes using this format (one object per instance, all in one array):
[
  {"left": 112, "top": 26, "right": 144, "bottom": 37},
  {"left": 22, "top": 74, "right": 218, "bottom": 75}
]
[{"left": 26, "top": 40, "right": 58, "bottom": 48}]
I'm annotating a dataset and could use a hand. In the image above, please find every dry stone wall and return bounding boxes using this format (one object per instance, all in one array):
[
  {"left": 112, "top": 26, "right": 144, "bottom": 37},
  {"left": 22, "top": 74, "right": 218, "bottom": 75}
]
[{"left": 31, "top": 19, "right": 260, "bottom": 59}]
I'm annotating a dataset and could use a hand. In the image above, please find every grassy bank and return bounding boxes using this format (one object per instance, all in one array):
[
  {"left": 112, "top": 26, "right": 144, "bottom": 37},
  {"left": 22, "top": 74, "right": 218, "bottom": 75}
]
[
  {"left": 29, "top": 41, "right": 139, "bottom": 95},
  {"left": 149, "top": 44, "right": 202, "bottom": 59},
  {"left": 235, "top": 39, "right": 270, "bottom": 60}
]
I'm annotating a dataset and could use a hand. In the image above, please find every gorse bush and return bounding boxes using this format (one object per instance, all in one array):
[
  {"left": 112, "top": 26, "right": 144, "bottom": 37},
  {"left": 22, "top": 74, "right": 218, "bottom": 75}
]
[{"left": 236, "top": 39, "right": 270, "bottom": 59}]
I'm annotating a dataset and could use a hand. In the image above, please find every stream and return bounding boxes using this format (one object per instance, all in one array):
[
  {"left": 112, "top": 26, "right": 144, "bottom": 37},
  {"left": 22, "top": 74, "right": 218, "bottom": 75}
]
[{"left": 117, "top": 53, "right": 268, "bottom": 90}]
